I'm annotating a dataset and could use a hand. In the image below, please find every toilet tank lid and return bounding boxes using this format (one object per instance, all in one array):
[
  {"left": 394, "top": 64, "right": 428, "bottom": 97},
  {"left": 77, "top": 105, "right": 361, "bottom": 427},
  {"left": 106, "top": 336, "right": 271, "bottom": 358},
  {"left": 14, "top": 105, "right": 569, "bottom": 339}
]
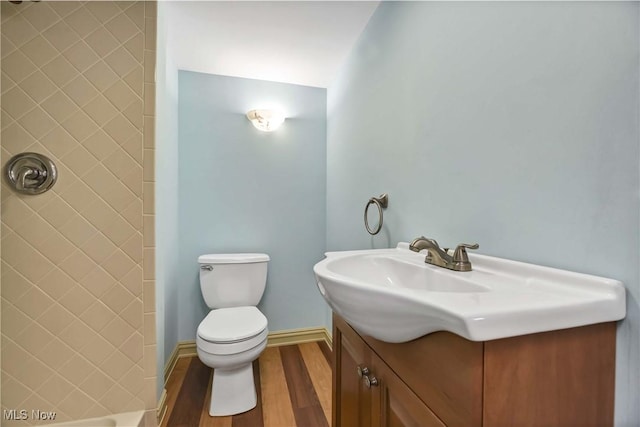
[{"left": 198, "top": 253, "right": 270, "bottom": 264}]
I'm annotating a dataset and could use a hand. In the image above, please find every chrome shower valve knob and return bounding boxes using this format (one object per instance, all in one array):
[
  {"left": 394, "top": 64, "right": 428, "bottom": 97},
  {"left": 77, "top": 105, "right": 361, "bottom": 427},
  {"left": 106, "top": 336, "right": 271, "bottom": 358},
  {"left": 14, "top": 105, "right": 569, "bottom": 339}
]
[{"left": 5, "top": 152, "right": 57, "bottom": 195}]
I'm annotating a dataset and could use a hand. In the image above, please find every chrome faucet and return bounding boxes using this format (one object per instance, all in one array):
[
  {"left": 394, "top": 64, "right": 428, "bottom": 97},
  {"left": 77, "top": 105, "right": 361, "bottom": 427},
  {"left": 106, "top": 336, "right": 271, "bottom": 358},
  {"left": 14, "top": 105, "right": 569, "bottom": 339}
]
[{"left": 409, "top": 236, "right": 479, "bottom": 272}]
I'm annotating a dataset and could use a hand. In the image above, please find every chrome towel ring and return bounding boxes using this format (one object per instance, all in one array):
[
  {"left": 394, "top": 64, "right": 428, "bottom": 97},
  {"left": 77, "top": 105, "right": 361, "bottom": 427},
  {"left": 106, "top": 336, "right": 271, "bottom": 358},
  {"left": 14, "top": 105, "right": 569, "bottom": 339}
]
[{"left": 364, "top": 193, "right": 388, "bottom": 235}]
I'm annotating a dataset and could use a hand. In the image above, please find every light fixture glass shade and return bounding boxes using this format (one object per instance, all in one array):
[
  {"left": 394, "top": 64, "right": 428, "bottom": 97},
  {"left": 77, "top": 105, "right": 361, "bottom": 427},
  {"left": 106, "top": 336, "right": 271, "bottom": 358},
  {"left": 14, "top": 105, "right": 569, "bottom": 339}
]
[{"left": 246, "top": 109, "right": 285, "bottom": 132}]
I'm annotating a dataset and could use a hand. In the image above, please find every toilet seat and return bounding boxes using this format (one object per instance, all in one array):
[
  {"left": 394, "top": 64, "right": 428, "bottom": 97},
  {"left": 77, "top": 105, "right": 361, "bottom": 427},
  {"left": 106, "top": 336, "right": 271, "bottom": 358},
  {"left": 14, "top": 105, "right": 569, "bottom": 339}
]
[
  {"left": 197, "top": 306, "right": 268, "bottom": 356},
  {"left": 198, "top": 306, "right": 267, "bottom": 342},
  {"left": 197, "top": 328, "right": 268, "bottom": 356}
]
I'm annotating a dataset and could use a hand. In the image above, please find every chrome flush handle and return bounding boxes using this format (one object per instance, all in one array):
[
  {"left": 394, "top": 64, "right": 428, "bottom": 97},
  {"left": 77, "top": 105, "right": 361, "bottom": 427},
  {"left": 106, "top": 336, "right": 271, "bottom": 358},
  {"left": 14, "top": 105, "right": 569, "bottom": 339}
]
[{"left": 200, "top": 265, "right": 213, "bottom": 271}]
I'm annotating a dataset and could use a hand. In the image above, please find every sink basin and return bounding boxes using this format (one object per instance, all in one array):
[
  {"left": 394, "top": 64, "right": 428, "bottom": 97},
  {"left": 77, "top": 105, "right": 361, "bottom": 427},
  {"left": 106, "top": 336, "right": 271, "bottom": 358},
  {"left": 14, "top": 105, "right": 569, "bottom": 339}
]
[{"left": 313, "top": 243, "right": 626, "bottom": 343}]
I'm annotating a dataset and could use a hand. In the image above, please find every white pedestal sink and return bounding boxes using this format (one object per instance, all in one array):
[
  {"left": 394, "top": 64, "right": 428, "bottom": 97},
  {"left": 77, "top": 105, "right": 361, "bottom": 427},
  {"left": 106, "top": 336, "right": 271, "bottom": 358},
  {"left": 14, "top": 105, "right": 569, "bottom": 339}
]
[{"left": 313, "top": 243, "right": 626, "bottom": 342}]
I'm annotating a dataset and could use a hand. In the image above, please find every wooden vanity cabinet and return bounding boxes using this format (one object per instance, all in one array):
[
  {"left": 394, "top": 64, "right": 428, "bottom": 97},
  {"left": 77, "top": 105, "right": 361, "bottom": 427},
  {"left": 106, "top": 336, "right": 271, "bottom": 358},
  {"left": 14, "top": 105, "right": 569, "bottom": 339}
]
[
  {"left": 370, "top": 353, "right": 446, "bottom": 427},
  {"left": 334, "top": 314, "right": 372, "bottom": 427},
  {"left": 332, "top": 313, "right": 616, "bottom": 427}
]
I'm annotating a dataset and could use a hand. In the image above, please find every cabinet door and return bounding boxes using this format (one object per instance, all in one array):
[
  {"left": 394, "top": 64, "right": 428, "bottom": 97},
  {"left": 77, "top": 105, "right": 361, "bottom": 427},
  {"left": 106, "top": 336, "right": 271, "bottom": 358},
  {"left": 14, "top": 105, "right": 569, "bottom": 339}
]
[
  {"left": 333, "top": 317, "right": 372, "bottom": 427},
  {"left": 372, "top": 355, "right": 446, "bottom": 427}
]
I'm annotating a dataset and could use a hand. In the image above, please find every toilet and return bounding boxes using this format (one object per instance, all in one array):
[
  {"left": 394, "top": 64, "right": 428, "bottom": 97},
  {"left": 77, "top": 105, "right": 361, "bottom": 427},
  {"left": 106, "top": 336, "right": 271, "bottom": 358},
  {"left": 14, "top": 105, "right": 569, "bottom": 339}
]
[{"left": 196, "top": 253, "right": 270, "bottom": 416}]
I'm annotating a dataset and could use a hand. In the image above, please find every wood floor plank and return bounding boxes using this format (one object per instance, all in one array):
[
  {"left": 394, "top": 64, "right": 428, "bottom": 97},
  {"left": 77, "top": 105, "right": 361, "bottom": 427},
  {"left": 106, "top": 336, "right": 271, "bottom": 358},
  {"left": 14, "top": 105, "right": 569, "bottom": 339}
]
[
  {"left": 259, "top": 347, "right": 297, "bottom": 427},
  {"left": 299, "top": 342, "right": 332, "bottom": 424},
  {"left": 161, "top": 357, "right": 191, "bottom": 427},
  {"left": 199, "top": 370, "right": 233, "bottom": 427},
  {"left": 164, "top": 343, "right": 332, "bottom": 427},
  {"left": 231, "top": 360, "right": 264, "bottom": 427},
  {"left": 166, "top": 358, "right": 211, "bottom": 427},
  {"left": 317, "top": 341, "right": 332, "bottom": 367},
  {"left": 280, "top": 345, "right": 329, "bottom": 427}
]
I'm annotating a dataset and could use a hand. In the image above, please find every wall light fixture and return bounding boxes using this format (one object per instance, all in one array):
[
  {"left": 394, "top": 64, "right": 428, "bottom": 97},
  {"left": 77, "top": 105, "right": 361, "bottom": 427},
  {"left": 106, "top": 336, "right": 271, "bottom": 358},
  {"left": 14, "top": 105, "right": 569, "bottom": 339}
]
[{"left": 246, "top": 109, "right": 285, "bottom": 132}]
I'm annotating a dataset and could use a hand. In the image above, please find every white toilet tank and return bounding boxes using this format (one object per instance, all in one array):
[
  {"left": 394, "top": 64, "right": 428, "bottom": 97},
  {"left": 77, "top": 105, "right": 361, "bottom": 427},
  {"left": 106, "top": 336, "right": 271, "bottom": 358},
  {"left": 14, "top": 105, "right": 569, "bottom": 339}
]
[{"left": 198, "top": 253, "right": 269, "bottom": 309}]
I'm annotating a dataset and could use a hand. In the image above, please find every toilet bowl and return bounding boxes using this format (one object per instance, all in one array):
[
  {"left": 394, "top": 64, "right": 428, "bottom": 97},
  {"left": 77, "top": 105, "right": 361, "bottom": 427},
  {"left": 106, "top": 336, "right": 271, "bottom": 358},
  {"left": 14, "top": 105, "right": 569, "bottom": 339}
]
[
  {"left": 196, "top": 307, "right": 268, "bottom": 416},
  {"left": 196, "top": 254, "right": 270, "bottom": 416}
]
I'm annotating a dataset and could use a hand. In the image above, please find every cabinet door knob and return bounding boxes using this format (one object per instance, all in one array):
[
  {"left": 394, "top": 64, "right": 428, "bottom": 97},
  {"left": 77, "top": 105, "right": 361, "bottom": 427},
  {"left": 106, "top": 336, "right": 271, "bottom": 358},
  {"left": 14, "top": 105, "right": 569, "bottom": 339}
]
[
  {"left": 364, "top": 375, "right": 378, "bottom": 388},
  {"left": 357, "top": 366, "right": 370, "bottom": 378}
]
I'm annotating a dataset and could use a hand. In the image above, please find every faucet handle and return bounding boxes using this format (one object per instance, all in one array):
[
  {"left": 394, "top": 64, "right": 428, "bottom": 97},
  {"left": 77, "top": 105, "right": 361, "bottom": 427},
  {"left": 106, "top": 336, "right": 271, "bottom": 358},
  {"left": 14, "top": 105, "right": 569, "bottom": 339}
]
[
  {"left": 452, "top": 243, "right": 479, "bottom": 263},
  {"left": 425, "top": 237, "right": 439, "bottom": 247},
  {"left": 409, "top": 236, "right": 440, "bottom": 252}
]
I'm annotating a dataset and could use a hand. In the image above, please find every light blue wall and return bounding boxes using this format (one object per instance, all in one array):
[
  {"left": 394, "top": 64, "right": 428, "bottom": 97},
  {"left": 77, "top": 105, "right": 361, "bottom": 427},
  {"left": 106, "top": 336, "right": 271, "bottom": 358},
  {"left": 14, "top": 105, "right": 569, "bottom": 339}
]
[
  {"left": 178, "top": 71, "right": 327, "bottom": 339},
  {"left": 327, "top": 2, "right": 639, "bottom": 425},
  {"left": 155, "top": 2, "right": 180, "bottom": 397}
]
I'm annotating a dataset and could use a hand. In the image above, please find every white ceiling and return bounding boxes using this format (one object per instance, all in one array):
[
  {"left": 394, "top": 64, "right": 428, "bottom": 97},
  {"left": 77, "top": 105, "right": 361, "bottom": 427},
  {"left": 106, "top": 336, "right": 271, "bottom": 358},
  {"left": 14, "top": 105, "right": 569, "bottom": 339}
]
[{"left": 164, "top": 1, "right": 379, "bottom": 88}]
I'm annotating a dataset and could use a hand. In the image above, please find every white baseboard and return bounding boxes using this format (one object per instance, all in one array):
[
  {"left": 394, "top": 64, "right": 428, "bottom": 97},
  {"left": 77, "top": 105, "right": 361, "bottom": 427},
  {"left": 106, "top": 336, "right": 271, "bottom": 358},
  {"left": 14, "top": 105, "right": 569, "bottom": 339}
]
[
  {"left": 155, "top": 388, "right": 167, "bottom": 426},
  {"left": 266, "top": 326, "right": 332, "bottom": 348}
]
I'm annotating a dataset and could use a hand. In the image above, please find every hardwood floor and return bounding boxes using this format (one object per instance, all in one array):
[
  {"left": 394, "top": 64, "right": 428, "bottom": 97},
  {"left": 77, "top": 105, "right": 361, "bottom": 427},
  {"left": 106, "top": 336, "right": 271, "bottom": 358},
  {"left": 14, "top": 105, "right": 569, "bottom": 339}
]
[{"left": 162, "top": 342, "right": 332, "bottom": 427}]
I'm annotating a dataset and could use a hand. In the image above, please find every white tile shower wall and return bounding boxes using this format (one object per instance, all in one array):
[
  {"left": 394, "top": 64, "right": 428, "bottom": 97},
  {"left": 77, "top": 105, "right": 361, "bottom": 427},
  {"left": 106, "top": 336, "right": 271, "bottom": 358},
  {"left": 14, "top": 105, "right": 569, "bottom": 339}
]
[{"left": 0, "top": 1, "right": 156, "bottom": 425}]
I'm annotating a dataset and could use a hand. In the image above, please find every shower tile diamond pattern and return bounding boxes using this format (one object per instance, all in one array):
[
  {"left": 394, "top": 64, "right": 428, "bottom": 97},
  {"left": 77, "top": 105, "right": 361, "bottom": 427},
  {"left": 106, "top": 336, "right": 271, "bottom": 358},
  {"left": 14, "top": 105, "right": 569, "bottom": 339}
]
[{"left": 1, "top": 1, "right": 152, "bottom": 424}]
